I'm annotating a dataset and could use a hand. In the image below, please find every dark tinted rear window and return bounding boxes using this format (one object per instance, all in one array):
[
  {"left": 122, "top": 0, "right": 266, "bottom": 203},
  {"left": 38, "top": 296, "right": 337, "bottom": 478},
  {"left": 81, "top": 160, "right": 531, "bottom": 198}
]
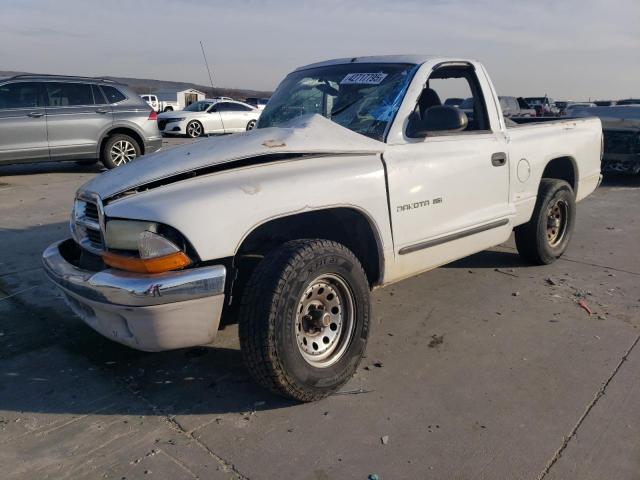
[
  {"left": 101, "top": 85, "right": 126, "bottom": 103},
  {"left": 0, "top": 82, "right": 43, "bottom": 109},
  {"left": 92, "top": 84, "right": 107, "bottom": 104},
  {"left": 45, "top": 82, "right": 94, "bottom": 106}
]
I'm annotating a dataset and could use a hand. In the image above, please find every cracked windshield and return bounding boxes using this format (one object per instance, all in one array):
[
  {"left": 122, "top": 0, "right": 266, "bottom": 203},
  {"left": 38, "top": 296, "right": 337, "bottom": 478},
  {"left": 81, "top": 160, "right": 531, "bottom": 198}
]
[{"left": 257, "top": 63, "right": 418, "bottom": 141}]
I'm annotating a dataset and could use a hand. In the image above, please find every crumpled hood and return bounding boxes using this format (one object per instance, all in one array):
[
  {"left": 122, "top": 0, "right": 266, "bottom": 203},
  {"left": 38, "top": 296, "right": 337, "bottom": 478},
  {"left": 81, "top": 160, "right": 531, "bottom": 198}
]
[{"left": 81, "top": 114, "right": 385, "bottom": 199}]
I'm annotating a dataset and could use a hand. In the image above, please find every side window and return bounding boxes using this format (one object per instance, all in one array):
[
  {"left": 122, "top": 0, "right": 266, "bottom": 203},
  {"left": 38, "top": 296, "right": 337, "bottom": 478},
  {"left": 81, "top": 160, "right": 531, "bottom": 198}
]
[
  {"left": 234, "top": 103, "right": 253, "bottom": 111},
  {"left": 101, "top": 85, "right": 126, "bottom": 104},
  {"left": 0, "top": 82, "right": 43, "bottom": 109},
  {"left": 215, "top": 102, "right": 232, "bottom": 112},
  {"left": 45, "top": 82, "right": 94, "bottom": 106},
  {"left": 92, "top": 84, "right": 107, "bottom": 105},
  {"left": 217, "top": 102, "right": 251, "bottom": 112},
  {"left": 412, "top": 66, "right": 491, "bottom": 135}
]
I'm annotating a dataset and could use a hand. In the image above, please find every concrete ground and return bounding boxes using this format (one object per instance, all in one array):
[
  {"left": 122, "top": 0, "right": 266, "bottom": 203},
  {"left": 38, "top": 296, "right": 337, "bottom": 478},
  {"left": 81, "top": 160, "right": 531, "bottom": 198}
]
[{"left": 1, "top": 137, "right": 639, "bottom": 479}]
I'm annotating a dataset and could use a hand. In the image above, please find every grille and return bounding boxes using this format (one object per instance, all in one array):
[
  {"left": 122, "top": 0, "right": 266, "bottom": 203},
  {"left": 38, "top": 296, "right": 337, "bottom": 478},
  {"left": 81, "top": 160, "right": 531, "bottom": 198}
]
[
  {"left": 84, "top": 202, "right": 99, "bottom": 222},
  {"left": 603, "top": 130, "right": 640, "bottom": 155},
  {"left": 73, "top": 196, "right": 105, "bottom": 253},
  {"left": 85, "top": 228, "right": 103, "bottom": 248}
]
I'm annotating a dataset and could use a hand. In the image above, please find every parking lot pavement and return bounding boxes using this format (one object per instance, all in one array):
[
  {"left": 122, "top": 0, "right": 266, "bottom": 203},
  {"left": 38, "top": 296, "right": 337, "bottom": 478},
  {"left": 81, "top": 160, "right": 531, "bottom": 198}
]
[{"left": 1, "top": 145, "right": 639, "bottom": 479}]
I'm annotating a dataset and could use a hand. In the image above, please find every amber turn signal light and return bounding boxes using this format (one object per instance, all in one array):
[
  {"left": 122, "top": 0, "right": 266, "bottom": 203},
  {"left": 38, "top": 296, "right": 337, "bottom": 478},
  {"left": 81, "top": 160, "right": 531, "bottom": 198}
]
[{"left": 102, "top": 251, "right": 191, "bottom": 274}]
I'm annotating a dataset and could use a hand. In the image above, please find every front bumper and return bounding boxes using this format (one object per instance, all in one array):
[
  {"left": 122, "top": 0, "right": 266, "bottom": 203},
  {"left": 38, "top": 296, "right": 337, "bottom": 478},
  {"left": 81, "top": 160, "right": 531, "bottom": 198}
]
[
  {"left": 42, "top": 239, "right": 226, "bottom": 352},
  {"left": 158, "top": 121, "right": 184, "bottom": 135}
]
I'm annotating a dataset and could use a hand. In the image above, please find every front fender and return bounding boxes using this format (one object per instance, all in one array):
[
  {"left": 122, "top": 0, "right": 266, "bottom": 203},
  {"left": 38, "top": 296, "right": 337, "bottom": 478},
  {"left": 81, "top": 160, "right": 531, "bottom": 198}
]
[{"left": 103, "top": 154, "right": 393, "bottom": 263}]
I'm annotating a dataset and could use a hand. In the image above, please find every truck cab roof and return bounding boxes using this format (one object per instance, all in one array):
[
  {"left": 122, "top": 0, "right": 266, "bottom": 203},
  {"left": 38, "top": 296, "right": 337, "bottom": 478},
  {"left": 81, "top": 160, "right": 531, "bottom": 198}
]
[{"left": 295, "top": 55, "right": 475, "bottom": 72}]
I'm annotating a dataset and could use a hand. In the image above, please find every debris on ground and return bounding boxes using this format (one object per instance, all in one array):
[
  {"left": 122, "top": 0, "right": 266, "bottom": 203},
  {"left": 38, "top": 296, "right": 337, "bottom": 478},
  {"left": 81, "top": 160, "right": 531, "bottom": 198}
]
[
  {"left": 368, "top": 474, "right": 380, "bottom": 480},
  {"left": 577, "top": 299, "right": 593, "bottom": 316},
  {"left": 428, "top": 334, "right": 444, "bottom": 348},
  {"left": 373, "top": 361, "right": 384, "bottom": 368},
  {"left": 512, "top": 291, "right": 520, "bottom": 297},
  {"left": 545, "top": 277, "right": 559, "bottom": 286},
  {"left": 332, "top": 388, "right": 373, "bottom": 396},
  {"left": 495, "top": 268, "right": 519, "bottom": 277},
  {"left": 381, "top": 435, "right": 389, "bottom": 445}
]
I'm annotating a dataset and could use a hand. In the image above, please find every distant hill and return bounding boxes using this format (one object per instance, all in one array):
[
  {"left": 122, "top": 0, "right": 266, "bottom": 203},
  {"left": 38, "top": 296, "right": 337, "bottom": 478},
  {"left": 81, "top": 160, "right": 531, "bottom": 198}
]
[{"left": 0, "top": 70, "right": 272, "bottom": 100}]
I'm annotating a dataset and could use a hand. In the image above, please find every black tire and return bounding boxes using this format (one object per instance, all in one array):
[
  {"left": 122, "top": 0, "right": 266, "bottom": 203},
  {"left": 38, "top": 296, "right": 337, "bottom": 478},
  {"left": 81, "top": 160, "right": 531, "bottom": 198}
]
[
  {"left": 515, "top": 179, "right": 576, "bottom": 265},
  {"left": 101, "top": 134, "right": 141, "bottom": 169},
  {"left": 246, "top": 119, "right": 257, "bottom": 131},
  {"left": 238, "top": 239, "right": 371, "bottom": 402},
  {"left": 163, "top": 106, "right": 174, "bottom": 112},
  {"left": 186, "top": 120, "right": 203, "bottom": 138}
]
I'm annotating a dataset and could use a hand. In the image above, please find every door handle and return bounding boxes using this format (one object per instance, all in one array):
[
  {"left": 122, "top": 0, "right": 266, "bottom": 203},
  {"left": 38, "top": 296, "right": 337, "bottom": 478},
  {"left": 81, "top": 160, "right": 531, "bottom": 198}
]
[
  {"left": 27, "top": 111, "right": 43, "bottom": 118},
  {"left": 491, "top": 152, "right": 507, "bottom": 166},
  {"left": 95, "top": 109, "right": 110, "bottom": 114}
]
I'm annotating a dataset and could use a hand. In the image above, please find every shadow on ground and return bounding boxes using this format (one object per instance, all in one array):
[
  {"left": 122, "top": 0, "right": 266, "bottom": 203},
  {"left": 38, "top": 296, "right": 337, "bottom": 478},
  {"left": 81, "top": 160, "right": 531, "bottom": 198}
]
[
  {"left": 600, "top": 173, "right": 640, "bottom": 187},
  {"left": 0, "top": 307, "right": 296, "bottom": 417},
  {"left": 445, "top": 249, "right": 527, "bottom": 270},
  {"left": 0, "top": 161, "right": 104, "bottom": 177}
]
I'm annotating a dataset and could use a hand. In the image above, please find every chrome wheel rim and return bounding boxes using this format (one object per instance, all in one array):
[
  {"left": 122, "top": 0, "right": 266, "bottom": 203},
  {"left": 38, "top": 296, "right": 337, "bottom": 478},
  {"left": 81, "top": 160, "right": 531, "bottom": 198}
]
[
  {"left": 546, "top": 199, "right": 568, "bottom": 247},
  {"left": 246, "top": 120, "right": 256, "bottom": 131},
  {"left": 187, "top": 121, "right": 202, "bottom": 137},
  {"left": 110, "top": 140, "right": 136, "bottom": 166},
  {"left": 295, "top": 274, "right": 355, "bottom": 368}
]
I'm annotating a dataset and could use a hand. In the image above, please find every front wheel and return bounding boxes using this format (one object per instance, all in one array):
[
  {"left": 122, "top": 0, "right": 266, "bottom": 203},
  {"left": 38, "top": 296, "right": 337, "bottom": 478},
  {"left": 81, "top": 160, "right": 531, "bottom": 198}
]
[
  {"left": 238, "top": 239, "right": 371, "bottom": 402},
  {"left": 515, "top": 179, "right": 576, "bottom": 264},
  {"left": 246, "top": 119, "right": 257, "bottom": 131},
  {"left": 186, "top": 120, "right": 203, "bottom": 138},
  {"left": 163, "top": 106, "right": 174, "bottom": 112}
]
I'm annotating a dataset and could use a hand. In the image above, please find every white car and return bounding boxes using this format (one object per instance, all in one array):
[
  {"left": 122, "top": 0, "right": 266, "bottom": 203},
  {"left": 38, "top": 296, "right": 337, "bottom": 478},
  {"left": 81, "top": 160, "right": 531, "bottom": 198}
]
[
  {"left": 158, "top": 99, "right": 260, "bottom": 138},
  {"left": 44, "top": 55, "right": 602, "bottom": 402}
]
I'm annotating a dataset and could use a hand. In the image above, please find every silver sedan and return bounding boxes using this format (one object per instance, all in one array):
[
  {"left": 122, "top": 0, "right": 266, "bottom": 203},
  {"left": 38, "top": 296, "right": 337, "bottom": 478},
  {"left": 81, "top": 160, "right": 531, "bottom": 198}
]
[{"left": 157, "top": 99, "right": 261, "bottom": 138}]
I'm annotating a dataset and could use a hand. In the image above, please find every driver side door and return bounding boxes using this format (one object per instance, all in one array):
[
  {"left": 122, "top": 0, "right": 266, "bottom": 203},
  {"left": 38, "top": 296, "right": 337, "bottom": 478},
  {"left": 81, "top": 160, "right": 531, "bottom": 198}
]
[{"left": 384, "top": 64, "right": 512, "bottom": 279}]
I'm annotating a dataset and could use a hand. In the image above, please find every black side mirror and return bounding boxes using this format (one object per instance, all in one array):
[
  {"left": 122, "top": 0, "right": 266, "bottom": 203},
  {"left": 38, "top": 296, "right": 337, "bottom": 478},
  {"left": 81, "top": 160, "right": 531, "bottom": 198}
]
[{"left": 407, "top": 105, "right": 468, "bottom": 138}]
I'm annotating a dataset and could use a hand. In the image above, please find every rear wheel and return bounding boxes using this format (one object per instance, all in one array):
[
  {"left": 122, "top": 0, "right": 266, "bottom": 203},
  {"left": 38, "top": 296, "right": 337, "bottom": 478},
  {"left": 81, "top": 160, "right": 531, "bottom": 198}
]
[
  {"left": 246, "top": 119, "right": 257, "bottom": 131},
  {"left": 163, "top": 106, "right": 174, "bottom": 112},
  {"left": 186, "top": 120, "right": 203, "bottom": 138},
  {"left": 238, "top": 239, "right": 371, "bottom": 402},
  {"left": 515, "top": 179, "right": 576, "bottom": 264},
  {"left": 101, "top": 134, "right": 141, "bottom": 169}
]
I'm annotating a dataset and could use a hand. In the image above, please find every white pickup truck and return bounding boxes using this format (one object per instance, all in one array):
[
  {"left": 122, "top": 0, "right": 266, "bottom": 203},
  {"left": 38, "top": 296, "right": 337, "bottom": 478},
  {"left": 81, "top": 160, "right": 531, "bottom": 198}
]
[{"left": 43, "top": 55, "right": 602, "bottom": 402}]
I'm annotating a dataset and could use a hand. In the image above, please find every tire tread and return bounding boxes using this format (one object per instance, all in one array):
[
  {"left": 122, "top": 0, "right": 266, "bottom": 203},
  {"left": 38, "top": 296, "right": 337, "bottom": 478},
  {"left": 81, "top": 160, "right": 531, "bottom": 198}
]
[{"left": 238, "top": 239, "right": 368, "bottom": 402}]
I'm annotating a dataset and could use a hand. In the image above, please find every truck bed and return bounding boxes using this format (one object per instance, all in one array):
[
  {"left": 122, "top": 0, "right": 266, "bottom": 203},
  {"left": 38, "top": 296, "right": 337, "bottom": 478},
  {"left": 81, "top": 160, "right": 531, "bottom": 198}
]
[{"left": 507, "top": 116, "right": 587, "bottom": 127}]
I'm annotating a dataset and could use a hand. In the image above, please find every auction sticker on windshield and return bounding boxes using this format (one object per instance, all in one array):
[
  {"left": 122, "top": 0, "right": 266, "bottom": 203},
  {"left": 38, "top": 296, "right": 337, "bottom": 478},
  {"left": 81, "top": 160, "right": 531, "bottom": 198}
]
[{"left": 340, "top": 73, "right": 388, "bottom": 85}]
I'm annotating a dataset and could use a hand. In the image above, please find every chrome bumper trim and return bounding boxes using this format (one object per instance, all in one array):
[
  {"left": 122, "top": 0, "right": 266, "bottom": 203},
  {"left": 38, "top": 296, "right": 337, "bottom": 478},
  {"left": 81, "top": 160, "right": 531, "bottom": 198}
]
[{"left": 42, "top": 239, "right": 226, "bottom": 307}]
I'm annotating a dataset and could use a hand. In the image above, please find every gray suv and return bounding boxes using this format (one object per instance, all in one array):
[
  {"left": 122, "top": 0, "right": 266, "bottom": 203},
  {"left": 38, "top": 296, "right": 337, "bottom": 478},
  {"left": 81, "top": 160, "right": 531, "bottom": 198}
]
[{"left": 0, "top": 75, "right": 162, "bottom": 169}]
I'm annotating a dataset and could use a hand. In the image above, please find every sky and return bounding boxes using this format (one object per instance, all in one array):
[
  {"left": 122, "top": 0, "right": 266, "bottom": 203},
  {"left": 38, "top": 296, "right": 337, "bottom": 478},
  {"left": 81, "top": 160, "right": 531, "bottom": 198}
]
[{"left": 1, "top": 0, "right": 639, "bottom": 100}]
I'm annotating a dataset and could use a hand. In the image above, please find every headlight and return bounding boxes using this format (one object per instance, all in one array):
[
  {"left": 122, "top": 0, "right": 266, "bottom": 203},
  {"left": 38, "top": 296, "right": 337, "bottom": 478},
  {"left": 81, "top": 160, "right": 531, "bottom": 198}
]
[
  {"left": 102, "top": 220, "right": 192, "bottom": 273},
  {"left": 105, "top": 220, "right": 158, "bottom": 250}
]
